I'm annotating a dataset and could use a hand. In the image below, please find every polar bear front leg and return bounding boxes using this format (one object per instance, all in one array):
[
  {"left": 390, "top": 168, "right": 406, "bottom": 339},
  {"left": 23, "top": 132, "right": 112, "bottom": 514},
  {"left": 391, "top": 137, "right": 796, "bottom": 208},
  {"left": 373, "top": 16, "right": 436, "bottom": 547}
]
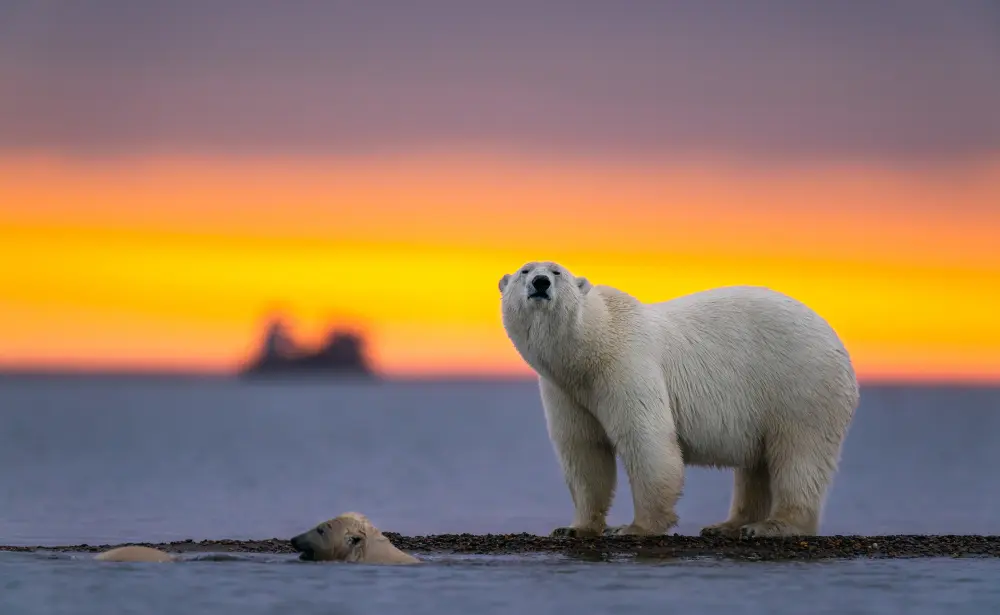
[
  {"left": 700, "top": 465, "right": 772, "bottom": 537},
  {"left": 600, "top": 386, "right": 684, "bottom": 536},
  {"left": 540, "top": 378, "right": 617, "bottom": 538}
]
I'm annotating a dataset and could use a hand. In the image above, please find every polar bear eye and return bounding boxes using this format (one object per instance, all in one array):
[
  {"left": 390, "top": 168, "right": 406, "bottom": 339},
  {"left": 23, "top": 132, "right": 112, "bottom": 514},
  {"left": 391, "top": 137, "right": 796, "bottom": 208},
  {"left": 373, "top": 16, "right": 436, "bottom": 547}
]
[
  {"left": 347, "top": 535, "right": 362, "bottom": 546},
  {"left": 552, "top": 270, "right": 561, "bottom": 276},
  {"left": 316, "top": 527, "right": 325, "bottom": 535},
  {"left": 520, "top": 269, "right": 529, "bottom": 275}
]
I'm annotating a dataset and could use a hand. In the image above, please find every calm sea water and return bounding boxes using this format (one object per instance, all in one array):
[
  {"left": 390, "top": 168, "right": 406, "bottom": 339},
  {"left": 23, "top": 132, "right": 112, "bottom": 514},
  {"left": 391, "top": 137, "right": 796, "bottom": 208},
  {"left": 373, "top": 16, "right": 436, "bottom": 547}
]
[{"left": 1, "top": 376, "right": 999, "bottom": 614}]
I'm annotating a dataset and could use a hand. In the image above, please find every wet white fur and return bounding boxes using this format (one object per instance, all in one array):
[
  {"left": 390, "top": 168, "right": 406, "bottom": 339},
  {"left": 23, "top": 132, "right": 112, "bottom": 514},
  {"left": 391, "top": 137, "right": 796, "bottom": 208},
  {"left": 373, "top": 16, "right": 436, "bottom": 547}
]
[{"left": 499, "top": 261, "right": 859, "bottom": 537}]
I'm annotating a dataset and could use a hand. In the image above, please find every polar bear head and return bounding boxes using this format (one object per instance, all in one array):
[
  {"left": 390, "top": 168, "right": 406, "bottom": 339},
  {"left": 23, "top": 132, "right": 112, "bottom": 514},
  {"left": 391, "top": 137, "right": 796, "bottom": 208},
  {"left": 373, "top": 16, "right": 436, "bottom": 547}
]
[
  {"left": 289, "top": 512, "right": 419, "bottom": 564},
  {"left": 498, "top": 260, "right": 591, "bottom": 322}
]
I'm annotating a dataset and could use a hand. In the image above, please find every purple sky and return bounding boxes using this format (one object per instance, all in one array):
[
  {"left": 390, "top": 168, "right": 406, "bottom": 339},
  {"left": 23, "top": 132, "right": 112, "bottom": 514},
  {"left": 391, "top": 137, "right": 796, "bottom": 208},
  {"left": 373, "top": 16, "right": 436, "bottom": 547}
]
[{"left": 1, "top": 0, "right": 998, "bottom": 164}]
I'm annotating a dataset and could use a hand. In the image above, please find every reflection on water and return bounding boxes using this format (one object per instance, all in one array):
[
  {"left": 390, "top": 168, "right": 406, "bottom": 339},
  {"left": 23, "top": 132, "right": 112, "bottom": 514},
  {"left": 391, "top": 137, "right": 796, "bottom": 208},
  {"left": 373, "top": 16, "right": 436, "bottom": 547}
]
[{"left": 1, "top": 377, "right": 999, "bottom": 613}]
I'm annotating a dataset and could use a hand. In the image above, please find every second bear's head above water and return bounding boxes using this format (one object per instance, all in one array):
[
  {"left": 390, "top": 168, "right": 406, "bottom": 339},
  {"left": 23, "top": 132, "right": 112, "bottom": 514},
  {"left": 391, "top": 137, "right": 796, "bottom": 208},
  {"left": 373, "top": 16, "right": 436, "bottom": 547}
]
[{"left": 289, "top": 512, "right": 420, "bottom": 565}]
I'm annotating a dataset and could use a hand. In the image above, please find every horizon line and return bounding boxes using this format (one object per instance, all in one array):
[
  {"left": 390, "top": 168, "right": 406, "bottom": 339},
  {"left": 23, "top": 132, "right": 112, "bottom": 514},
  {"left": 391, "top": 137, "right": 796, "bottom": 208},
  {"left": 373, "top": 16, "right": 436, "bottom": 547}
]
[{"left": 1, "top": 366, "right": 998, "bottom": 389}]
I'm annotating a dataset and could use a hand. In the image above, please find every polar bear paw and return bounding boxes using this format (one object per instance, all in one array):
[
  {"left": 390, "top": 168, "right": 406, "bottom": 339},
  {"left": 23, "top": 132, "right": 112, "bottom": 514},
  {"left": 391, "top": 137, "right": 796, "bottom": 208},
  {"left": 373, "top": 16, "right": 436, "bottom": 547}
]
[
  {"left": 602, "top": 524, "right": 663, "bottom": 537},
  {"left": 699, "top": 521, "right": 745, "bottom": 538},
  {"left": 551, "top": 526, "right": 603, "bottom": 538},
  {"left": 738, "top": 519, "right": 806, "bottom": 538}
]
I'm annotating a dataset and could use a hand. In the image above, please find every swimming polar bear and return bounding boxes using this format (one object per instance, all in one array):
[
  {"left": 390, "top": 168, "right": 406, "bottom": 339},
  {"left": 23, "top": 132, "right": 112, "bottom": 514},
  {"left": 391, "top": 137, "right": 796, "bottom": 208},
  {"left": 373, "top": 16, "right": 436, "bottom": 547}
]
[
  {"left": 94, "top": 545, "right": 175, "bottom": 562},
  {"left": 290, "top": 512, "right": 420, "bottom": 564},
  {"left": 499, "top": 261, "right": 859, "bottom": 538}
]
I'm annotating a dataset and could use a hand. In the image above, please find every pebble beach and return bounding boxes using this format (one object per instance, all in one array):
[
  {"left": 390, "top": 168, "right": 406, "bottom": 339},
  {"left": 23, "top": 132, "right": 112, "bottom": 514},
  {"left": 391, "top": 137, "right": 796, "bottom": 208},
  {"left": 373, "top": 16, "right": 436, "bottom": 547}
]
[{"left": 5, "top": 534, "right": 1000, "bottom": 561}]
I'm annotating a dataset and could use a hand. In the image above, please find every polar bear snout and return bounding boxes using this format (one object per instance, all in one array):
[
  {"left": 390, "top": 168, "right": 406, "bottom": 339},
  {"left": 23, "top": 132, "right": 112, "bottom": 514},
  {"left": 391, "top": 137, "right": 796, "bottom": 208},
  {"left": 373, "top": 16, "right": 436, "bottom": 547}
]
[
  {"left": 529, "top": 274, "right": 552, "bottom": 300},
  {"left": 500, "top": 261, "right": 586, "bottom": 312},
  {"left": 289, "top": 532, "right": 313, "bottom": 558}
]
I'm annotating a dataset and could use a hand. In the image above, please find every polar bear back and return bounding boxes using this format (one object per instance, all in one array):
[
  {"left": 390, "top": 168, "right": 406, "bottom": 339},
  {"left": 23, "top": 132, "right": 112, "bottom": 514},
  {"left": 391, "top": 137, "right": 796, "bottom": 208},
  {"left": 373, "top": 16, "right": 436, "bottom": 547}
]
[{"left": 639, "top": 285, "right": 858, "bottom": 467}]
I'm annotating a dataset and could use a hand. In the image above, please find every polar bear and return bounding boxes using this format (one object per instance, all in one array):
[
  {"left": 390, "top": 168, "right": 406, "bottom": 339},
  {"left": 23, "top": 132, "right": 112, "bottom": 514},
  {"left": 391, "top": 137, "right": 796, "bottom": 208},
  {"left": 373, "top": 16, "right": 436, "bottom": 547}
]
[
  {"left": 289, "top": 512, "right": 420, "bottom": 564},
  {"left": 499, "top": 261, "right": 859, "bottom": 538},
  {"left": 94, "top": 545, "right": 175, "bottom": 562}
]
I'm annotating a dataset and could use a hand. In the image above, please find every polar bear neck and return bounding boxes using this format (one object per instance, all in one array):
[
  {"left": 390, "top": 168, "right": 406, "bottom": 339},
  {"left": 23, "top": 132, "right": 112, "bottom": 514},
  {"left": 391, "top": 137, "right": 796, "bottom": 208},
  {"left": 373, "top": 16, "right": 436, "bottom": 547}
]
[{"left": 516, "top": 289, "right": 613, "bottom": 390}]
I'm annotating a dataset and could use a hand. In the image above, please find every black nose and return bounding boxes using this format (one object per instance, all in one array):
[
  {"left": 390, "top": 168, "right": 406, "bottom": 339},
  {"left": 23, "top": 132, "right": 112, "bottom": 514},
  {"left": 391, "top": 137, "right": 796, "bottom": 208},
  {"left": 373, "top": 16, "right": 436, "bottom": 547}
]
[{"left": 531, "top": 275, "right": 551, "bottom": 292}]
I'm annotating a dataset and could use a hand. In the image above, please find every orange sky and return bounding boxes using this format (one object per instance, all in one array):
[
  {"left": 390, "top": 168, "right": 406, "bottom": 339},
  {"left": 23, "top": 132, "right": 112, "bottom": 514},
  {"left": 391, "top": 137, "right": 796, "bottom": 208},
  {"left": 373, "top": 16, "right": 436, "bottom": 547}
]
[{"left": 1, "top": 154, "right": 999, "bottom": 382}]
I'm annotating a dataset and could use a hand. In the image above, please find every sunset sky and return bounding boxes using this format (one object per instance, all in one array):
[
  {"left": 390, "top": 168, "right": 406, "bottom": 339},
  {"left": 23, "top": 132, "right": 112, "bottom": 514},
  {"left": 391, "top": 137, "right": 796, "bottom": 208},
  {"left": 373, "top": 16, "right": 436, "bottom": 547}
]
[{"left": 1, "top": 1, "right": 998, "bottom": 381}]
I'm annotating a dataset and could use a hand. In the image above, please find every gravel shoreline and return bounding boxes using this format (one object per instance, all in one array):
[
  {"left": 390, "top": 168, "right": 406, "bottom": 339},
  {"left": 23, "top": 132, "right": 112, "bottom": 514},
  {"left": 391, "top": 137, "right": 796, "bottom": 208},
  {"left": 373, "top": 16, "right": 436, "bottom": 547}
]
[{"left": 4, "top": 534, "right": 1000, "bottom": 561}]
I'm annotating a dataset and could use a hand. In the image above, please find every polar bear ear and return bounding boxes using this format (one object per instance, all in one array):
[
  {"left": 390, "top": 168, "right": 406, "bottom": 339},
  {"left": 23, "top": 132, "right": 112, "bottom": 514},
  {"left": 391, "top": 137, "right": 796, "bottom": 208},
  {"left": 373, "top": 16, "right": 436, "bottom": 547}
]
[
  {"left": 498, "top": 273, "right": 511, "bottom": 293},
  {"left": 576, "top": 277, "right": 592, "bottom": 294}
]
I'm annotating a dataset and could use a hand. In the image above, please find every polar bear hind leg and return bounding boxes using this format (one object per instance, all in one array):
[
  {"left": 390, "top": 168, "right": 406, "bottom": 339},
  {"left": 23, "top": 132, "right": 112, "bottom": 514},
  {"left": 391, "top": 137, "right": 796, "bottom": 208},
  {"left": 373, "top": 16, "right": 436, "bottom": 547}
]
[{"left": 739, "top": 431, "right": 839, "bottom": 537}]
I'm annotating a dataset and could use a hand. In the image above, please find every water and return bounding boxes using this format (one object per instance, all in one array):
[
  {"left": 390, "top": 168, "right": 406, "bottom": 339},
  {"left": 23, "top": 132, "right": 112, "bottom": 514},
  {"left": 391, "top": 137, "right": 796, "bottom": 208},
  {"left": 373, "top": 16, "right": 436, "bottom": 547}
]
[
  {"left": 1, "top": 376, "right": 999, "bottom": 613},
  {"left": 4, "top": 551, "right": 1000, "bottom": 615}
]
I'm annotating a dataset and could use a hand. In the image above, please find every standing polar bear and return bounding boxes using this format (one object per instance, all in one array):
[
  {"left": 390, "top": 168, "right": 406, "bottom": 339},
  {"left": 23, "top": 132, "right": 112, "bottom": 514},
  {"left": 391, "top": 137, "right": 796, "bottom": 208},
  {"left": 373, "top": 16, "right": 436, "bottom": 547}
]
[{"left": 499, "top": 261, "right": 858, "bottom": 538}]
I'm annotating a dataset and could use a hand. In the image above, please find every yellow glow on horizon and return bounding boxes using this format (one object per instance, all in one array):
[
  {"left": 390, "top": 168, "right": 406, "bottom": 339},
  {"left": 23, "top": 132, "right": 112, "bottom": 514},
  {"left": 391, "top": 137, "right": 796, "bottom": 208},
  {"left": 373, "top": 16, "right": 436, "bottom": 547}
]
[{"left": 1, "top": 154, "right": 998, "bottom": 382}]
